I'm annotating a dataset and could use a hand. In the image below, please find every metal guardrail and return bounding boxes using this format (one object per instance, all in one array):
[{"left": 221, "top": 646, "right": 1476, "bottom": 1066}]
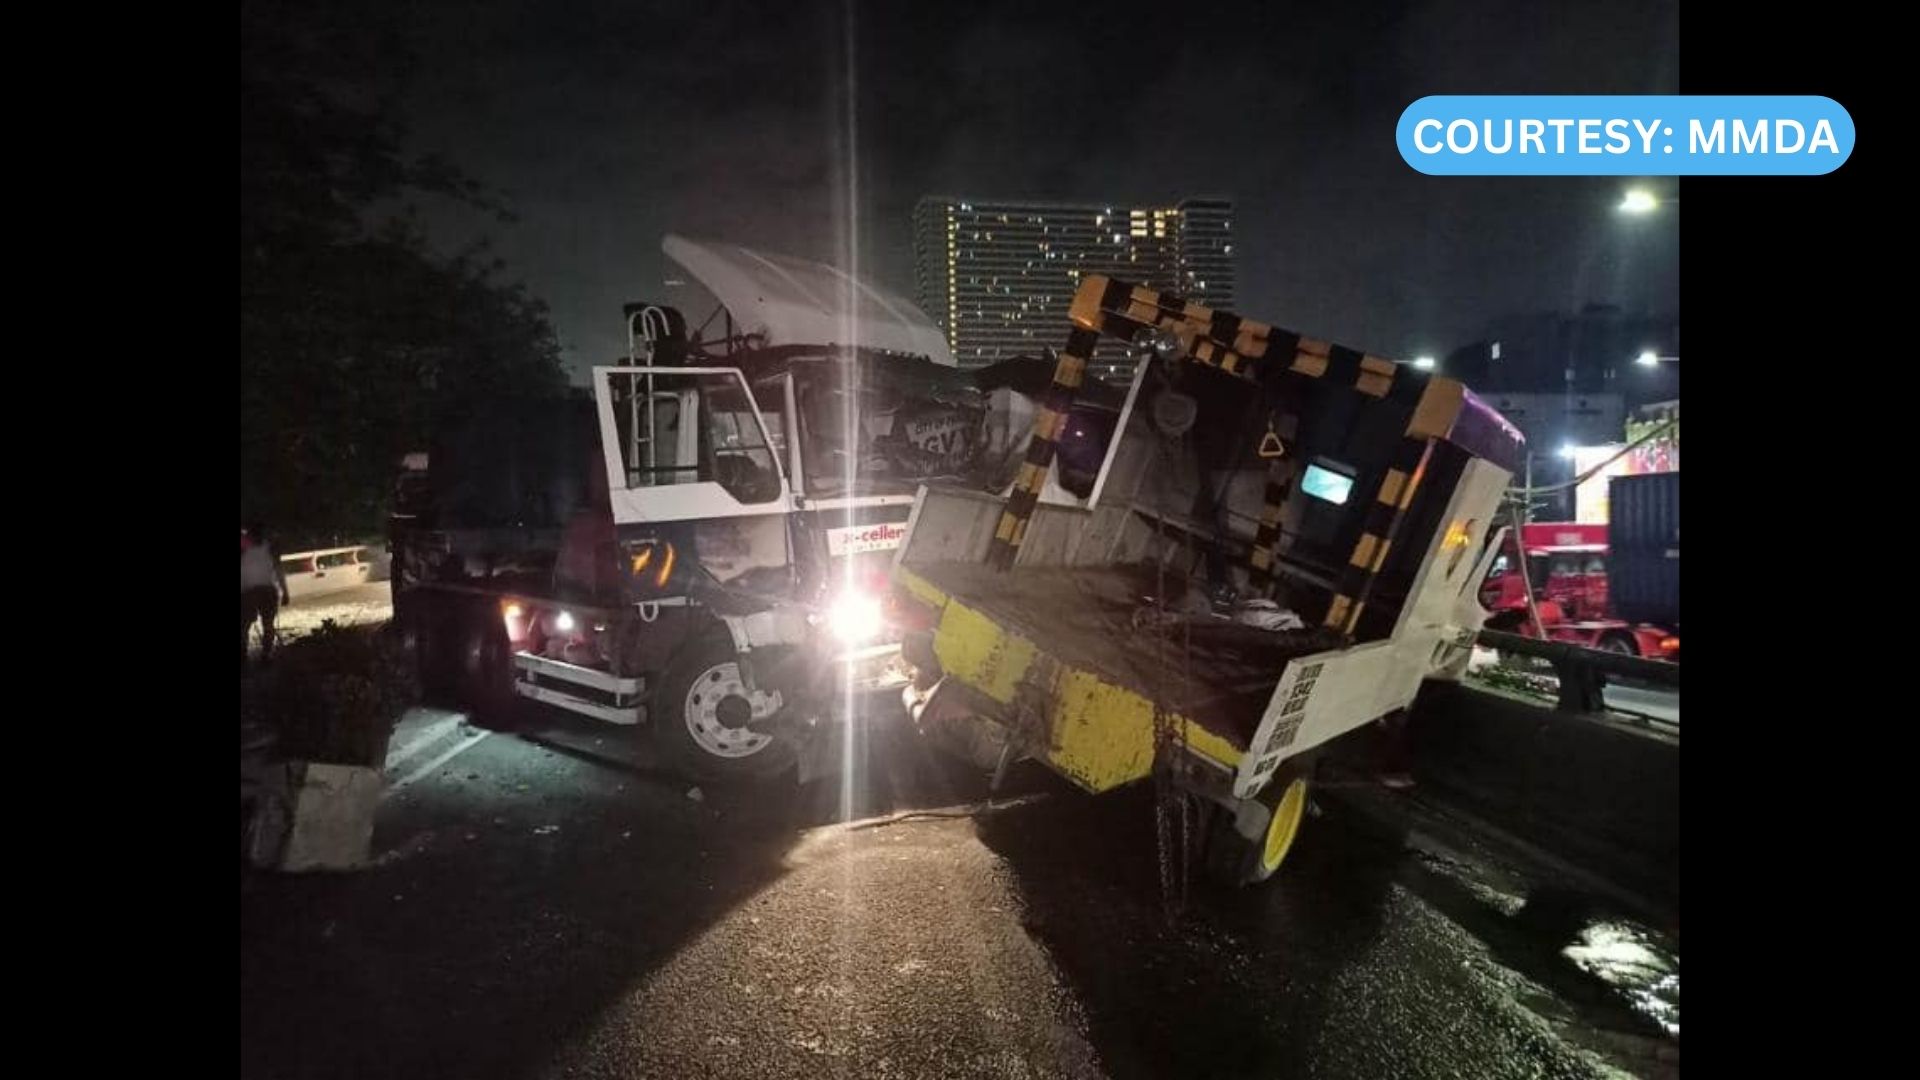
[
  {"left": 277, "top": 544, "right": 391, "bottom": 598},
  {"left": 1476, "top": 627, "right": 1678, "bottom": 716},
  {"left": 279, "top": 544, "right": 375, "bottom": 567}
]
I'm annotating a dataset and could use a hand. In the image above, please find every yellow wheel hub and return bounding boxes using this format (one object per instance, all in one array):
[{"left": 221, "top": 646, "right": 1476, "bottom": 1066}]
[{"left": 1261, "top": 777, "right": 1309, "bottom": 873}]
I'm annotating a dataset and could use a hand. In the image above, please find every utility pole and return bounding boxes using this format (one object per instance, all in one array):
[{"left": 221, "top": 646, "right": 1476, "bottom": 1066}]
[{"left": 1522, "top": 451, "right": 1533, "bottom": 524}]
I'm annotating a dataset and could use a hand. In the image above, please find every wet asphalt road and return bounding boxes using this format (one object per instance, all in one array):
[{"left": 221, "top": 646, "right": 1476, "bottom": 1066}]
[{"left": 242, "top": 697, "right": 1678, "bottom": 1080}]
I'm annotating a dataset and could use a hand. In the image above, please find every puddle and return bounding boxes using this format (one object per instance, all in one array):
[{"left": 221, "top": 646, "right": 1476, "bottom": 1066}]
[{"left": 1562, "top": 920, "right": 1679, "bottom": 1038}]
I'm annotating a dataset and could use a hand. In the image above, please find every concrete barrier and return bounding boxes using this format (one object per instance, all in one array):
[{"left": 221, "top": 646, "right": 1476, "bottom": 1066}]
[
  {"left": 245, "top": 761, "right": 384, "bottom": 872},
  {"left": 1407, "top": 680, "right": 1678, "bottom": 911}
]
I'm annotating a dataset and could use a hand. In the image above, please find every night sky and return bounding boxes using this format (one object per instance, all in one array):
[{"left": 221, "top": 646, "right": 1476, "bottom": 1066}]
[{"left": 353, "top": 0, "right": 1679, "bottom": 377}]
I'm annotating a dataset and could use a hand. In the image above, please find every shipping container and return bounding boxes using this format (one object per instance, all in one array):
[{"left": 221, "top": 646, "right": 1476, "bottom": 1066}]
[{"left": 1607, "top": 472, "right": 1679, "bottom": 628}]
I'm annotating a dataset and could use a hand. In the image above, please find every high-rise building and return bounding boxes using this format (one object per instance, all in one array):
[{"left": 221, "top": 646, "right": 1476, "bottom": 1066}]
[{"left": 912, "top": 196, "right": 1236, "bottom": 381}]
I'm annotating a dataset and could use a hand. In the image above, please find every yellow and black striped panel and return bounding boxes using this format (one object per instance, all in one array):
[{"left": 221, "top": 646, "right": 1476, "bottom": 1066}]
[
  {"left": 1083, "top": 275, "right": 1281, "bottom": 362},
  {"left": 1074, "top": 276, "right": 1435, "bottom": 408},
  {"left": 1247, "top": 453, "right": 1300, "bottom": 586},
  {"left": 987, "top": 326, "right": 1098, "bottom": 569},
  {"left": 1077, "top": 275, "right": 1287, "bottom": 383},
  {"left": 1316, "top": 378, "right": 1472, "bottom": 628},
  {"left": 1321, "top": 436, "right": 1435, "bottom": 634},
  {"left": 991, "top": 275, "right": 1475, "bottom": 581}
]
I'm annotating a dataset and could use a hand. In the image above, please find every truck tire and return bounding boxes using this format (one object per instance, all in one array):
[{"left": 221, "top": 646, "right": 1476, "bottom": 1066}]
[
  {"left": 413, "top": 599, "right": 518, "bottom": 729},
  {"left": 411, "top": 600, "right": 463, "bottom": 708},
  {"left": 1599, "top": 633, "right": 1638, "bottom": 656},
  {"left": 461, "top": 608, "right": 521, "bottom": 732},
  {"left": 653, "top": 633, "right": 797, "bottom": 784},
  {"left": 1203, "top": 765, "right": 1313, "bottom": 887}
]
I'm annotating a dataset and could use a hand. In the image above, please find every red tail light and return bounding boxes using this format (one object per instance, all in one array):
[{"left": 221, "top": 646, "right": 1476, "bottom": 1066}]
[{"left": 1659, "top": 636, "right": 1680, "bottom": 653}]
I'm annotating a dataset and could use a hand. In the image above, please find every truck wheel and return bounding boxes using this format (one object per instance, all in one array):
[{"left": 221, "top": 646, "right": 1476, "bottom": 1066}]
[
  {"left": 461, "top": 609, "right": 521, "bottom": 731},
  {"left": 1599, "top": 634, "right": 1637, "bottom": 656},
  {"left": 413, "top": 603, "right": 463, "bottom": 708},
  {"left": 1203, "top": 767, "right": 1312, "bottom": 887},
  {"left": 414, "top": 601, "right": 518, "bottom": 728},
  {"left": 653, "top": 633, "right": 797, "bottom": 783}
]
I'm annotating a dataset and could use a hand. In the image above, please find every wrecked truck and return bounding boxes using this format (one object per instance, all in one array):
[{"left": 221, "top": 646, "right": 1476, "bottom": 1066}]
[
  {"left": 390, "top": 235, "right": 1134, "bottom": 784},
  {"left": 891, "top": 274, "right": 1525, "bottom": 884}
]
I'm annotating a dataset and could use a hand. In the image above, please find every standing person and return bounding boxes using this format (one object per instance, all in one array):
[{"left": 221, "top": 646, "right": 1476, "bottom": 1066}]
[{"left": 241, "top": 523, "right": 292, "bottom": 668}]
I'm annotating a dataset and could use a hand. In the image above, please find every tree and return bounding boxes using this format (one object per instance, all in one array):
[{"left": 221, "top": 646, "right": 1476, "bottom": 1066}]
[{"left": 241, "top": 0, "right": 564, "bottom": 547}]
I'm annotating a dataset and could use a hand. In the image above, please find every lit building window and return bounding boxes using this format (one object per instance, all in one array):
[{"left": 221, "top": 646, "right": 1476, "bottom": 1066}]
[{"left": 914, "top": 196, "right": 1234, "bottom": 370}]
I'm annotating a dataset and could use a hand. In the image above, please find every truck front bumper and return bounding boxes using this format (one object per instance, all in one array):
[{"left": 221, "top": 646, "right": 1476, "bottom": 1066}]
[{"left": 832, "top": 642, "right": 913, "bottom": 694}]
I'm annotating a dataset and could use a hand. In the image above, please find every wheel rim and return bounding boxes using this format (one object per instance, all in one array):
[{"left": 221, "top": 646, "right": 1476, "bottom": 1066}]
[
  {"left": 1261, "top": 777, "right": 1310, "bottom": 873},
  {"left": 683, "top": 661, "right": 781, "bottom": 759},
  {"left": 1603, "top": 637, "right": 1633, "bottom": 655}
]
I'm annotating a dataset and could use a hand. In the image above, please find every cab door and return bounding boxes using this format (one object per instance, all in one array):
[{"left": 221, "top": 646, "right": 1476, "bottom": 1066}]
[
  {"left": 592, "top": 366, "right": 796, "bottom": 591},
  {"left": 592, "top": 366, "right": 792, "bottom": 523}
]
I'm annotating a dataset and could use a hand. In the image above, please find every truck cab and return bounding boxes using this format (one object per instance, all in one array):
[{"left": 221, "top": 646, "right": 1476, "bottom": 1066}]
[
  {"left": 391, "top": 236, "right": 1138, "bottom": 783},
  {"left": 1479, "top": 522, "right": 1610, "bottom": 622},
  {"left": 1478, "top": 520, "right": 1678, "bottom": 660}
]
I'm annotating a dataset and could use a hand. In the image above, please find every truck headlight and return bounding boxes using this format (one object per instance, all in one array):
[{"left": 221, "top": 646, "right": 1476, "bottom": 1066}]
[{"left": 825, "top": 589, "right": 884, "bottom": 645}]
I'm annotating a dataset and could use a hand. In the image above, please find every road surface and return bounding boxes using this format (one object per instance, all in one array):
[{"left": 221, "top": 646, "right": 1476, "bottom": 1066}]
[{"left": 242, "top": 694, "right": 1679, "bottom": 1079}]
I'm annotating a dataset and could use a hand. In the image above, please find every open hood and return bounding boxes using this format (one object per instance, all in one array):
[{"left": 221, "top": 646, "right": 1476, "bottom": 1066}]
[{"left": 663, "top": 234, "right": 955, "bottom": 365}]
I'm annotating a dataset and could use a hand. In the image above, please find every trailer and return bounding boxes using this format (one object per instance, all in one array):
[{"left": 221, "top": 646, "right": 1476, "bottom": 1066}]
[
  {"left": 1607, "top": 471, "right": 1680, "bottom": 634},
  {"left": 890, "top": 274, "right": 1524, "bottom": 884}
]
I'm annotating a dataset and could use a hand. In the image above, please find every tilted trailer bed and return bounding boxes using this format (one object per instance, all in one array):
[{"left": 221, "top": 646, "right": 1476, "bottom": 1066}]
[{"left": 890, "top": 273, "right": 1524, "bottom": 885}]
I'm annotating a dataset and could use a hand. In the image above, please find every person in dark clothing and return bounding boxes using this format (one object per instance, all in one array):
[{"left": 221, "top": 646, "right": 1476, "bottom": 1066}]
[{"left": 241, "top": 523, "right": 292, "bottom": 667}]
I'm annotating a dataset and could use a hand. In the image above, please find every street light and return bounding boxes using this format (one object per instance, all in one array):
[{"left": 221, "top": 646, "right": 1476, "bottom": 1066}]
[
  {"left": 1636, "top": 349, "right": 1659, "bottom": 367},
  {"left": 1412, "top": 355, "right": 1436, "bottom": 370},
  {"left": 1619, "top": 189, "right": 1660, "bottom": 214}
]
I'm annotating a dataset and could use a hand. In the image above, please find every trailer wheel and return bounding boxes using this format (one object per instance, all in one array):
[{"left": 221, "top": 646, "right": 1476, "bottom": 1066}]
[
  {"left": 653, "top": 633, "right": 796, "bottom": 783},
  {"left": 1204, "top": 767, "right": 1312, "bottom": 887}
]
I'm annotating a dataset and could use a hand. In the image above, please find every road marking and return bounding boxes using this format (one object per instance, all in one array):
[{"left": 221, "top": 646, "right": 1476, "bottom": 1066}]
[
  {"left": 389, "top": 729, "right": 491, "bottom": 793},
  {"left": 384, "top": 712, "right": 465, "bottom": 773}
]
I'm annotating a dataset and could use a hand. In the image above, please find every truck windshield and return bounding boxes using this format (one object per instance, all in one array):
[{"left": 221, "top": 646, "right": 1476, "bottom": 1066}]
[{"left": 795, "top": 364, "right": 982, "bottom": 496}]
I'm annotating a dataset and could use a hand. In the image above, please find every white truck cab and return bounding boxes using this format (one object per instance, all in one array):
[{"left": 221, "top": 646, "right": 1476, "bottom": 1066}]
[{"left": 397, "top": 236, "right": 1095, "bottom": 783}]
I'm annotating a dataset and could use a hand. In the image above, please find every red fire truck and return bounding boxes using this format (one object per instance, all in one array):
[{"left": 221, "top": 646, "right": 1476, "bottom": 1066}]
[{"left": 1479, "top": 522, "right": 1679, "bottom": 660}]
